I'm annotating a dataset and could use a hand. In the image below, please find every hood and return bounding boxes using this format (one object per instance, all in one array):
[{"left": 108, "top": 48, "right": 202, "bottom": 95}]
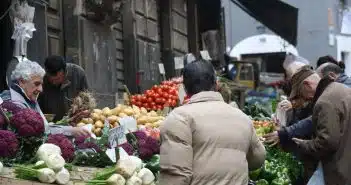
[
  {"left": 336, "top": 74, "right": 351, "bottom": 88},
  {"left": 188, "top": 91, "right": 224, "bottom": 104}
]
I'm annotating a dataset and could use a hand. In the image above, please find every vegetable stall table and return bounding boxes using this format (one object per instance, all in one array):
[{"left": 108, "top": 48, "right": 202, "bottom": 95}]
[{"left": 0, "top": 166, "right": 104, "bottom": 185}]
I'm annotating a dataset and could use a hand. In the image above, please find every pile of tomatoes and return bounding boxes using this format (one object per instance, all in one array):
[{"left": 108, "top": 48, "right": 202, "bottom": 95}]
[{"left": 130, "top": 80, "right": 180, "bottom": 111}]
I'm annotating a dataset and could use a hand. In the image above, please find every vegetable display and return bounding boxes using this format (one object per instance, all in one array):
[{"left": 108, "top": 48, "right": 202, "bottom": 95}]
[
  {"left": 13, "top": 143, "right": 71, "bottom": 184},
  {"left": 46, "top": 134, "right": 75, "bottom": 162},
  {"left": 130, "top": 79, "right": 182, "bottom": 111},
  {"left": 74, "top": 104, "right": 165, "bottom": 137},
  {"left": 253, "top": 120, "right": 275, "bottom": 137},
  {"left": 10, "top": 109, "right": 45, "bottom": 137},
  {"left": 0, "top": 130, "right": 19, "bottom": 158},
  {"left": 87, "top": 155, "right": 157, "bottom": 185},
  {"left": 250, "top": 146, "right": 304, "bottom": 185}
]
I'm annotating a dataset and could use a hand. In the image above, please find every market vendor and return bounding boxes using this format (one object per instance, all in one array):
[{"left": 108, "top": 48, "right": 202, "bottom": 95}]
[
  {"left": 0, "top": 60, "right": 90, "bottom": 137},
  {"left": 39, "top": 55, "right": 89, "bottom": 123}
]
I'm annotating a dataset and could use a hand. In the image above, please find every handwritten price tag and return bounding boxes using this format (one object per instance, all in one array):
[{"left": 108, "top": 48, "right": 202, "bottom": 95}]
[{"left": 108, "top": 124, "right": 127, "bottom": 148}]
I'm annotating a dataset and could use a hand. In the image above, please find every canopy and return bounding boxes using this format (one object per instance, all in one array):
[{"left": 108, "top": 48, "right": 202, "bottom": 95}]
[
  {"left": 231, "top": 0, "right": 298, "bottom": 46},
  {"left": 229, "top": 34, "right": 299, "bottom": 59}
]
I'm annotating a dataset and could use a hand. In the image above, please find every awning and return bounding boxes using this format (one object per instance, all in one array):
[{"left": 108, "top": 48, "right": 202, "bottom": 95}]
[
  {"left": 231, "top": 0, "right": 298, "bottom": 46},
  {"left": 229, "top": 34, "right": 299, "bottom": 58}
]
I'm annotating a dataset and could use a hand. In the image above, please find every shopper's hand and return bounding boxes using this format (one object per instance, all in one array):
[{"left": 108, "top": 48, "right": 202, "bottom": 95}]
[
  {"left": 263, "top": 131, "right": 280, "bottom": 146},
  {"left": 278, "top": 100, "right": 292, "bottom": 111},
  {"left": 70, "top": 127, "right": 91, "bottom": 137},
  {"left": 292, "top": 138, "right": 307, "bottom": 146},
  {"left": 70, "top": 110, "right": 90, "bottom": 125}
]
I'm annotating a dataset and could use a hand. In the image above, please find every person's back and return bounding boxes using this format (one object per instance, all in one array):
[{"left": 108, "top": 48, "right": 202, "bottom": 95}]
[
  {"left": 314, "top": 82, "right": 351, "bottom": 184},
  {"left": 159, "top": 60, "right": 265, "bottom": 185}
]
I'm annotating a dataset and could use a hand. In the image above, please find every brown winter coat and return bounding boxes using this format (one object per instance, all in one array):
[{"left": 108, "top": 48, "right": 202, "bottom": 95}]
[
  {"left": 159, "top": 91, "right": 266, "bottom": 185},
  {"left": 298, "top": 82, "right": 351, "bottom": 185}
]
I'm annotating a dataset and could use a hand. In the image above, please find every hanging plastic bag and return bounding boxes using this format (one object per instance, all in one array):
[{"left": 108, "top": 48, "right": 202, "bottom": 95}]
[
  {"left": 283, "top": 53, "right": 311, "bottom": 78},
  {"left": 307, "top": 162, "right": 325, "bottom": 185}
]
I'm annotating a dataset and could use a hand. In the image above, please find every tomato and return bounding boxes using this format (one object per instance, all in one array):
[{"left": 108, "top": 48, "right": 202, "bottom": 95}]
[
  {"left": 157, "top": 105, "right": 163, "bottom": 110},
  {"left": 171, "top": 100, "right": 177, "bottom": 107},
  {"left": 150, "top": 101, "right": 156, "bottom": 106},
  {"left": 147, "top": 97, "right": 153, "bottom": 102},
  {"left": 131, "top": 99, "right": 137, "bottom": 105},
  {"left": 136, "top": 95, "right": 143, "bottom": 101},
  {"left": 167, "top": 99, "right": 173, "bottom": 105},
  {"left": 155, "top": 98, "right": 162, "bottom": 104},
  {"left": 172, "top": 95, "right": 178, "bottom": 100},
  {"left": 156, "top": 88, "right": 163, "bottom": 95},
  {"left": 152, "top": 85, "right": 158, "bottom": 91},
  {"left": 162, "top": 93, "right": 169, "bottom": 98},
  {"left": 152, "top": 105, "right": 157, "bottom": 110},
  {"left": 161, "top": 98, "right": 166, "bottom": 104},
  {"left": 141, "top": 96, "right": 147, "bottom": 103}
]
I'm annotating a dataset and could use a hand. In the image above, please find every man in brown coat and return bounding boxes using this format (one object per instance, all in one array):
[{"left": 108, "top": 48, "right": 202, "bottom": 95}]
[
  {"left": 159, "top": 60, "right": 266, "bottom": 185},
  {"left": 289, "top": 67, "right": 351, "bottom": 185}
]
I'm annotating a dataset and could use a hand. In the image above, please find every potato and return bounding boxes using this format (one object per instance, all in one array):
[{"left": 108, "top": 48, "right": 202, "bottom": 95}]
[
  {"left": 148, "top": 111, "right": 158, "bottom": 117},
  {"left": 123, "top": 108, "right": 134, "bottom": 116},
  {"left": 140, "top": 107, "right": 148, "bottom": 114},
  {"left": 111, "top": 105, "right": 122, "bottom": 115},
  {"left": 91, "top": 113, "right": 100, "bottom": 121},
  {"left": 118, "top": 112, "right": 127, "bottom": 117},
  {"left": 147, "top": 116, "right": 159, "bottom": 123},
  {"left": 145, "top": 123, "right": 153, "bottom": 128},
  {"left": 109, "top": 124, "right": 114, "bottom": 128},
  {"left": 107, "top": 115, "right": 119, "bottom": 123},
  {"left": 95, "top": 120, "right": 104, "bottom": 128},
  {"left": 76, "top": 122, "right": 86, "bottom": 127},
  {"left": 156, "top": 116, "right": 165, "bottom": 121},
  {"left": 100, "top": 115, "right": 106, "bottom": 121},
  {"left": 94, "top": 128, "right": 102, "bottom": 136},
  {"left": 93, "top": 109, "right": 102, "bottom": 114},
  {"left": 137, "top": 116, "right": 148, "bottom": 125},
  {"left": 102, "top": 107, "right": 113, "bottom": 116}
]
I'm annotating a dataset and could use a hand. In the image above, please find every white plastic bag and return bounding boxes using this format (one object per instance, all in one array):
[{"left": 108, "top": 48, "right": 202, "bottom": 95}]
[{"left": 307, "top": 162, "right": 325, "bottom": 185}]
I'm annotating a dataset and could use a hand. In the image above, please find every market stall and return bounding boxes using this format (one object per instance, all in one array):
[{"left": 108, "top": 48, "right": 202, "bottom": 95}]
[{"left": 0, "top": 74, "right": 303, "bottom": 185}]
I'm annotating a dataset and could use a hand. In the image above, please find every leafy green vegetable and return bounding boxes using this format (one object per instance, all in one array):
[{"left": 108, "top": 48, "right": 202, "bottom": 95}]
[
  {"left": 145, "top": 154, "right": 160, "bottom": 175},
  {"left": 255, "top": 179, "right": 269, "bottom": 185},
  {"left": 72, "top": 149, "right": 114, "bottom": 168}
]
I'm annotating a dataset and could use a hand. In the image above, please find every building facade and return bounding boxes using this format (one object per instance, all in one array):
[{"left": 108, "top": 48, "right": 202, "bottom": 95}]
[{"left": 223, "top": 0, "right": 351, "bottom": 75}]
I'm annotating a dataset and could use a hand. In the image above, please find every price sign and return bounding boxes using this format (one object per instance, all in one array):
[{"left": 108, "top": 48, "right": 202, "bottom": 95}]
[
  {"left": 174, "top": 57, "right": 184, "bottom": 69},
  {"left": 119, "top": 116, "right": 137, "bottom": 133},
  {"left": 178, "top": 84, "right": 186, "bottom": 103},
  {"left": 108, "top": 124, "right": 127, "bottom": 148},
  {"left": 158, "top": 63, "right": 165, "bottom": 74}
]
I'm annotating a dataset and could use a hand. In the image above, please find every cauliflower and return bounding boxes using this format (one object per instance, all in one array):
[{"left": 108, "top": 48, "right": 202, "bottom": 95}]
[
  {"left": 0, "top": 130, "right": 19, "bottom": 158},
  {"left": 47, "top": 134, "right": 75, "bottom": 162},
  {"left": 126, "top": 175, "right": 142, "bottom": 185},
  {"left": 75, "top": 135, "right": 101, "bottom": 152},
  {"left": 10, "top": 109, "right": 45, "bottom": 137},
  {"left": 138, "top": 136, "right": 160, "bottom": 160},
  {"left": 116, "top": 156, "right": 143, "bottom": 178},
  {"left": 1, "top": 100, "right": 23, "bottom": 115},
  {"left": 37, "top": 143, "right": 62, "bottom": 161},
  {"left": 137, "top": 168, "right": 155, "bottom": 185}
]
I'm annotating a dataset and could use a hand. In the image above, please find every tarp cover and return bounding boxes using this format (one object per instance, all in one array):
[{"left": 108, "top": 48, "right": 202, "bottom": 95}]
[{"left": 231, "top": 0, "right": 298, "bottom": 46}]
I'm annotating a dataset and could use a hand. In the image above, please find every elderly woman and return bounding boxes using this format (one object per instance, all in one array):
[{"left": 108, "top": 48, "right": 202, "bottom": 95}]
[{"left": 0, "top": 60, "right": 90, "bottom": 137}]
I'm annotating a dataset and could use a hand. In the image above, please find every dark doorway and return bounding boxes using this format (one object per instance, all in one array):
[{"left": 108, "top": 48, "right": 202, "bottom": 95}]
[{"left": 0, "top": 0, "right": 14, "bottom": 91}]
